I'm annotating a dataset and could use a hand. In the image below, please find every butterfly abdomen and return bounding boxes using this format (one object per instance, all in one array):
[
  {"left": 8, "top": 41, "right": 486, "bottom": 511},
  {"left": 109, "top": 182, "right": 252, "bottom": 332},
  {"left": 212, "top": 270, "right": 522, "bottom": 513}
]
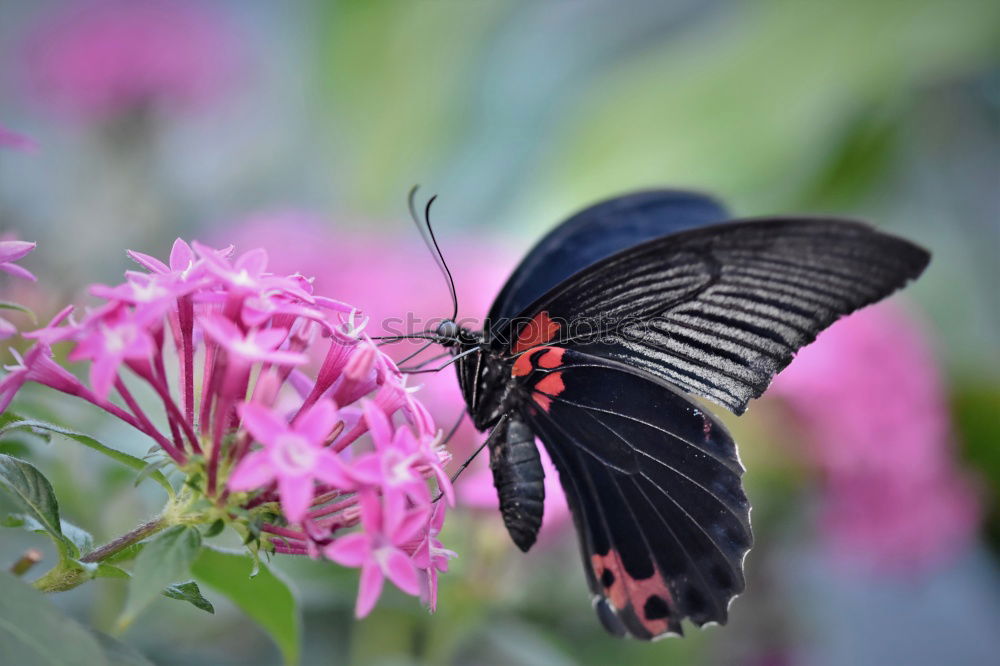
[{"left": 489, "top": 416, "right": 545, "bottom": 552}]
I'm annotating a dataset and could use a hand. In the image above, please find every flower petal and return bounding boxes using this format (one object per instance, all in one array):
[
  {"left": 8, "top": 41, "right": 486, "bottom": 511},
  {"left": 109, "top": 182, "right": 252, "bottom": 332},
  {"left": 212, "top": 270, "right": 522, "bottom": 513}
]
[
  {"left": 324, "top": 532, "right": 370, "bottom": 567},
  {"left": 0, "top": 262, "right": 37, "bottom": 282},
  {"left": 380, "top": 547, "right": 420, "bottom": 597},
  {"left": 357, "top": 490, "right": 384, "bottom": 534},
  {"left": 278, "top": 474, "right": 314, "bottom": 523},
  {"left": 362, "top": 400, "right": 393, "bottom": 450},
  {"left": 127, "top": 249, "right": 169, "bottom": 274},
  {"left": 0, "top": 317, "right": 17, "bottom": 340},
  {"left": 253, "top": 327, "right": 289, "bottom": 350},
  {"left": 355, "top": 561, "right": 385, "bottom": 618},
  {"left": 238, "top": 401, "right": 290, "bottom": 446},
  {"left": 227, "top": 451, "right": 275, "bottom": 491},
  {"left": 169, "top": 238, "right": 194, "bottom": 272},
  {"left": 433, "top": 465, "right": 456, "bottom": 507},
  {"left": 199, "top": 314, "right": 243, "bottom": 347},
  {"left": 313, "top": 452, "right": 354, "bottom": 488},
  {"left": 89, "top": 354, "right": 121, "bottom": 400},
  {"left": 0, "top": 241, "right": 36, "bottom": 264},
  {"left": 0, "top": 365, "right": 28, "bottom": 413},
  {"left": 394, "top": 506, "right": 431, "bottom": 546},
  {"left": 346, "top": 454, "right": 383, "bottom": 486},
  {"left": 421, "top": 568, "right": 439, "bottom": 612},
  {"left": 236, "top": 247, "right": 268, "bottom": 276},
  {"left": 295, "top": 399, "right": 337, "bottom": 442}
]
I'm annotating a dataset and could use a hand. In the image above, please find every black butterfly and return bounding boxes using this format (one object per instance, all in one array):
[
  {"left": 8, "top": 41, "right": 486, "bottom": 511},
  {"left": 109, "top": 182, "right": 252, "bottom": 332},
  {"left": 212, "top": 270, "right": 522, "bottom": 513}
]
[{"left": 418, "top": 190, "right": 929, "bottom": 639}]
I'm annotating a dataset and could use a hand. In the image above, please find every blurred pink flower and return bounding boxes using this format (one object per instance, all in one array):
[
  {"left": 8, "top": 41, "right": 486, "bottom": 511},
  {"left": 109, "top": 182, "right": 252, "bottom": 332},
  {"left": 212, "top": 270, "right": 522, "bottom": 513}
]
[
  {"left": 221, "top": 211, "right": 572, "bottom": 535},
  {"left": 0, "top": 125, "right": 36, "bottom": 151},
  {"left": 19, "top": 0, "right": 243, "bottom": 119},
  {"left": 771, "top": 303, "right": 980, "bottom": 572},
  {"left": 0, "top": 238, "right": 38, "bottom": 339}
]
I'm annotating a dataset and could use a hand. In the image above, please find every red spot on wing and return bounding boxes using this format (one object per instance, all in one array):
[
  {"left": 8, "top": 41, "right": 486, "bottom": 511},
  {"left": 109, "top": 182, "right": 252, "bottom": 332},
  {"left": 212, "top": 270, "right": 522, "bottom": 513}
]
[
  {"left": 512, "top": 353, "right": 533, "bottom": 377},
  {"left": 511, "top": 346, "right": 566, "bottom": 378},
  {"left": 534, "top": 394, "right": 552, "bottom": 412},
  {"left": 591, "top": 549, "right": 678, "bottom": 637},
  {"left": 538, "top": 346, "right": 566, "bottom": 368},
  {"left": 513, "top": 311, "right": 561, "bottom": 353},
  {"left": 592, "top": 551, "right": 629, "bottom": 610},
  {"left": 532, "top": 371, "right": 565, "bottom": 412},
  {"left": 512, "top": 346, "right": 567, "bottom": 413},
  {"left": 535, "top": 371, "right": 565, "bottom": 397}
]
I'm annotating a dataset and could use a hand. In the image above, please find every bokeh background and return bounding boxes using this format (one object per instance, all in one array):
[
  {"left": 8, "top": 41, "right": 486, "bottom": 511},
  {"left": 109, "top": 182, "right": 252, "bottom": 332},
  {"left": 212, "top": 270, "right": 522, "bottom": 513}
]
[{"left": 1, "top": 1, "right": 999, "bottom": 664}]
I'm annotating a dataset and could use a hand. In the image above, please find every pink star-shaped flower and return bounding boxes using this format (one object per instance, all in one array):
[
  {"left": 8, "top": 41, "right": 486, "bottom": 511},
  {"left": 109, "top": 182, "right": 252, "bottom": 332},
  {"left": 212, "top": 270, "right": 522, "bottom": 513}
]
[
  {"left": 229, "top": 400, "right": 352, "bottom": 523},
  {"left": 324, "top": 490, "right": 428, "bottom": 618},
  {"left": 199, "top": 314, "right": 307, "bottom": 367},
  {"left": 350, "top": 401, "right": 454, "bottom": 506},
  {"left": 68, "top": 305, "right": 159, "bottom": 399}
]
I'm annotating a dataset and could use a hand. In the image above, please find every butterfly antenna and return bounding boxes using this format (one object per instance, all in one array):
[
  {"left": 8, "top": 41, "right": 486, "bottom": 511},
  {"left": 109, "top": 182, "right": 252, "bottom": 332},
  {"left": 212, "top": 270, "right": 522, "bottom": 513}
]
[{"left": 407, "top": 186, "right": 459, "bottom": 322}]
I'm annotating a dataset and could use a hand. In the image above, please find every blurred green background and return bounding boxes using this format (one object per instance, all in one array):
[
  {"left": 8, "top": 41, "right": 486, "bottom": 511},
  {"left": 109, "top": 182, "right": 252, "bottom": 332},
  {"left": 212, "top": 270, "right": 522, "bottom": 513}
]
[{"left": 1, "top": 1, "right": 998, "bottom": 664}]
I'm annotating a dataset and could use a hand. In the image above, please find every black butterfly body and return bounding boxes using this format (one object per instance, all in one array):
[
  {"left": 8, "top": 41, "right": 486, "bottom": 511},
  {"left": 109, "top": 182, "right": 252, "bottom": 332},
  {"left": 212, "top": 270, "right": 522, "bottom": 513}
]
[{"left": 437, "top": 190, "right": 929, "bottom": 639}]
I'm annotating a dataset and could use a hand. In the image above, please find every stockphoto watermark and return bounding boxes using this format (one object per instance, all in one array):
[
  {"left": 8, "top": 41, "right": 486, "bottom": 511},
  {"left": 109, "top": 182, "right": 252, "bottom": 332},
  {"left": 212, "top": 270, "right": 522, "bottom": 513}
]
[{"left": 372, "top": 312, "right": 670, "bottom": 346}]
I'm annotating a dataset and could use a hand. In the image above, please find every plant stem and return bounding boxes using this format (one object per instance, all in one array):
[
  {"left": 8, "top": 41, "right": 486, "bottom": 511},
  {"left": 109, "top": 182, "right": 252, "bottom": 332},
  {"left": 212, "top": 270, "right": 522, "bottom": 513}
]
[{"left": 80, "top": 517, "right": 167, "bottom": 563}]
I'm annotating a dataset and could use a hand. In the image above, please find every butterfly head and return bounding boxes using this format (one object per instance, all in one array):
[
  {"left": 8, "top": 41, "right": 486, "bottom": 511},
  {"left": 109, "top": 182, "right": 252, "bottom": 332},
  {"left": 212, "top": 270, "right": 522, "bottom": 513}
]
[{"left": 433, "top": 319, "right": 481, "bottom": 348}]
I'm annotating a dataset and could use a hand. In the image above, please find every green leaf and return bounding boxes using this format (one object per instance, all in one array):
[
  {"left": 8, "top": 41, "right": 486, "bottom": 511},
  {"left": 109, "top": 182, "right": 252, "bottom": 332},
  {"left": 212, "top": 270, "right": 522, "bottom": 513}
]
[
  {"left": 60, "top": 520, "right": 94, "bottom": 555},
  {"left": 163, "top": 581, "right": 215, "bottom": 614},
  {"left": 192, "top": 547, "right": 300, "bottom": 665},
  {"left": 0, "top": 571, "right": 109, "bottom": 666},
  {"left": 132, "top": 458, "right": 169, "bottom": 490},
  {"left": 0, "top": 419, "right": 173, "bottom": 498},
  {"left": 0, "top": 454, "right": 77, "bottom": 560},
  {"left": 203, "top": 518, "right": 225, "bottom": 538},
  {"left": 0, "top": 300, "right": 36, "bottom": 324},
  {"left": 118, "top": 526, "right": 202, "bottom": 629},
  {"left": 94, "top": 563, "right": 129, "bottom": 580},
  {"left": 11, "top": 514, "right": 93, "bottom": 561}
]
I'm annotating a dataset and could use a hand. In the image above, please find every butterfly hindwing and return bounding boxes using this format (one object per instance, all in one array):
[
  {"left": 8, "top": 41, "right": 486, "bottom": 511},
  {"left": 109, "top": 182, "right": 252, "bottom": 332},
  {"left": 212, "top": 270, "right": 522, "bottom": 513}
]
[
  {"left": 488, "top": 190, "right": 729, "bottom": 324},
  {"left": 493, "top": 218, "right": 930, "bottom": 414},
  {"left": 513, "top": 346, "right": 751, "bottom": 639}
]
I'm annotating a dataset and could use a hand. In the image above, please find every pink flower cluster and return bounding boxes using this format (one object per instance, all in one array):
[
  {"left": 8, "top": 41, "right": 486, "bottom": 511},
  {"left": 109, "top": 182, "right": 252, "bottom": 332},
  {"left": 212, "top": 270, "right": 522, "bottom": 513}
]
[
  {"left": 0, "top": 238, "right": 455, "bottom": 615},
  {"left": 221, "top": 213, "right": 573, "bottom": 537},
  {"left": 0, "top": 125, "right": 36, "bottom": 152},
  {"left": 771, "top": 304, "right": 980, "bottom": 573},
  {"left": 19, "top": 0, "right": 243, "bottom": 119}
]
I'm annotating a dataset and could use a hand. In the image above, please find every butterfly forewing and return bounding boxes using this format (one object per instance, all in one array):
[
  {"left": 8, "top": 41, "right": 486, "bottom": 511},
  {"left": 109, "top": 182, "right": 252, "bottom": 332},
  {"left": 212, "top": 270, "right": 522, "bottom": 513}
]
[
  {"left": 488, "top": 190, "right": 729, "bottom": 324},
  {"left": 492, "top": 218, "right": 930, "bottom": 414}
]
